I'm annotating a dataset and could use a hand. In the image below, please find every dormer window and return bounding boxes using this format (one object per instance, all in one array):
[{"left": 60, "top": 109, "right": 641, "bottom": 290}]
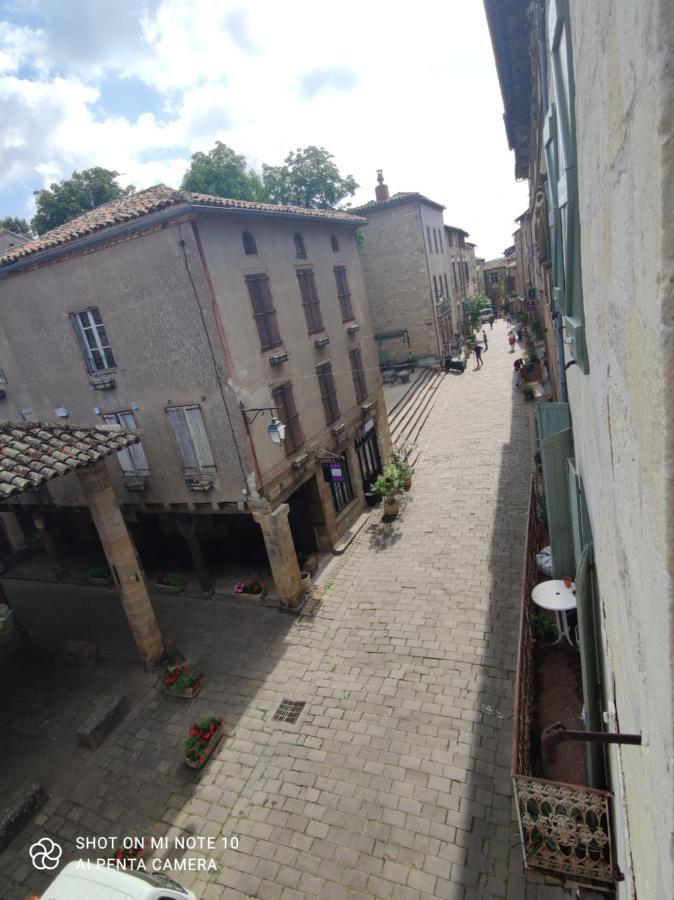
[
  {"left": 331, "top": 235, "right": 340, "bottom": 252},
  {"left": 294, "top": 233, "right": 307, "bottom": 259},
  {"left": 242, "top": 231, "right": 257, "bottom": 255}
]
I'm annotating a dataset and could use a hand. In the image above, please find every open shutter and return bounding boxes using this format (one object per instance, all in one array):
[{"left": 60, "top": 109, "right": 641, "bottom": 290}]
[
  {"left": 70, "top": 313, "right": 95, "bottom": 373},
  {"left": 102, "top": 413, "right": 134, "bottom": 473},
  {"left": 185, "top": 407, "right": 215, "bottom": 473},
  {"left": 540, "top": 427, "right": 574, "bottom": 578},
  {"left": 535, "top": 402, "right": 570, "bottom": 451},
  {"left": 575, "top": 544, "right": 607, "bottom": 788},
  {"left": 117, "top": 411, "right": 149, "bottom": 473},
  {"left": 167, "top": 407, "right": 199, "bottom": 473}
]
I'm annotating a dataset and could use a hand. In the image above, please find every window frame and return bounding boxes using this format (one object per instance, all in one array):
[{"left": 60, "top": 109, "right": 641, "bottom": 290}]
[
  {"left": 271, "top": 381, "right": 304, "bottom": 455},
  {"left": 71, "top": 307, "right": 116, "bottom": 373},
  {"left": 296, "top": 267, "right": 324, "bottom": 335},
  {"left": 294, "top": 233, "right": 307, "bottom": 259},
  {"left": 245, "top": 273, "right": 283, "bottom": 351},
  {"left": 426, "top": 226, "right": 433, "bottom": 253},
  {"left": 349, "top": 347, "right": 367, "bottom": 403},
  {"left": 242, "top": 231, "right": 257, "bottom": 255},
  {"left": 433, "top": 229, "right": 440, "bottom": 254},
  {"left": 330, "top": 234, "right": 340, "bottom": 252},
  {"left": 316, "top": 361, "right": 340, "bottom": 425},
  {"left": 333, "top": 265, "right": 354, "bottom": 322},
  {"left": 323, "top": 458, "right": 354, "bottom": 514}
]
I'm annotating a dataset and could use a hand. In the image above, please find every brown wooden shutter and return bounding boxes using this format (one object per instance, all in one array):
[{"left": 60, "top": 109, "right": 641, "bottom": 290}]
[
  {"left": 272, "top": 382, "right": 303, "bottom": 454},
  {"left": 316, "top": 362, "right": 339, "bottom": 424},
  {"left": 349, "top": 348, "right": 367, "bottom": 403},
  {"left": 245, "top": 274, "right": 281, "bottom": 350},
  {"left": 296, "top": 268, "right": 324, "bottom": 334},
  {"left": 333, "top": 266, "right": 354, "bottom": 322}
]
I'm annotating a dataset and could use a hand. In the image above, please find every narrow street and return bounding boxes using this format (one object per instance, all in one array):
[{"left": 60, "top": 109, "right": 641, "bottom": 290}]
[{"left": 0, "top": 321, "right": 552, "bottom": 900}]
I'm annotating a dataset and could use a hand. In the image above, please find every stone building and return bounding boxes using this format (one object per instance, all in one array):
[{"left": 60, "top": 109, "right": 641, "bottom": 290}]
[
  {"left": 0, "top": 186, "right": 390, "bottom": 613},
  {"left": 0, "top": 228, "right": 26, "bottom": 253},
  {"left": 483, "top": 256, "right": 508, "bottom": 312},
  {"left": 486, "top": 0, "right": 674, "bottom": 896},
  {"left": 353, "top": 172, "right": 457, "bottom": 365}
]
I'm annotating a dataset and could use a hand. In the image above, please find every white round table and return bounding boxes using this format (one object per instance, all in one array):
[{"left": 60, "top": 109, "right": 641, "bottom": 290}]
[{"left": 531, "top": 580, "right": 577, "bottom": 646}]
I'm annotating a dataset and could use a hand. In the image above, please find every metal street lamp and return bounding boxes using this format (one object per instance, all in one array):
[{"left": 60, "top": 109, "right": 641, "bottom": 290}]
[
  {"left": 241, "top": 406, "right": 286, "bottom": 445},
  {"left": 266, "top": 417, "right": 286, "bottom": 445}
]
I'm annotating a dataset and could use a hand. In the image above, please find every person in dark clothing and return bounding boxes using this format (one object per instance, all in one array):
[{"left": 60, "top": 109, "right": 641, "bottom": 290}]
[
  {"left": 482, "top": 330, "right": 488, "bottom": 350},
  {"left": 489, "top": 315, "right": 494, "bottom": 329},
  {"left": 474, "top": 343, "right": 484, "bottom": 368}
]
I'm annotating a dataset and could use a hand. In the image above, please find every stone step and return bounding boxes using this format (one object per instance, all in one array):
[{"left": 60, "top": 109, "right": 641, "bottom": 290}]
[
  {"left": 389, "top": 371, "right": 440, "bottom": 439},
  {"left": 387, "top": 368, "right": 434, "bottom": 424},
  {"left": 390, "top": 371, "right": 444, "bottom": 447}
]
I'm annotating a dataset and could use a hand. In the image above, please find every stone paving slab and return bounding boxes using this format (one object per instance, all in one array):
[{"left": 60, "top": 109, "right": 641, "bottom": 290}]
[{"left": 0, "top": 321, "right": 568, "bottom": 899}]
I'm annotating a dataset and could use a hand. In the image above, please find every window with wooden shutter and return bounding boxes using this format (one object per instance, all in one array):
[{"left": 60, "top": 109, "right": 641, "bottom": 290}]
[
  {"left": 433, "top": 229, "right": 439, "bottom": 254},
  {"left": 330, "top": 235, "right": 339, "bottom": 252},
  {"left": 271, "top": 382, "right": 303, "bottom": 454},
  {"left": 294, "top": 233, "right": 307, "bottom": 259},
  {"left": 316, "top": 362, "right": 339, "bottom": 424},
  {"left": 296, "top": 268, "right": 324, "bottom": 334},
  {"left": 333, "top": 266, "right": 354, "bottom": 322},
  {"left": 245, "top": 274, "right": 282, "bottom": 350},
  {"left": 426, "top": 227, "right": 433, "bottom": 253},
  {"left": 242, "top": 231, "right": 257, "bottom": 255},
  {"left": 71, "top": 307, "right": 116, "bottom": 372},
  {"left": 166, "top": 406, "right": 216, "bottom": 474},
  {"left": 349, "top": 348, "right": 367, "bottom": 403},
  {"left": 443, "top": 273, "right": 450, "bottom": 299},
  {"left": 102, "top": 411, "right": 149, "bottom": 474}
]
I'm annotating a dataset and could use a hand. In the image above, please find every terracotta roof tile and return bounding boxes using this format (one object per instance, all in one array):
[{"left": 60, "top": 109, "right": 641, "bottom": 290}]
[
  {"left": 352, "top": 191, "right": 445, "bottom": 214},
  {"left": 0, "top": 186, "right": 367, "bottom": 268},
  {"left": 0, "top": 421, "right": 141, "bottom": 497}
]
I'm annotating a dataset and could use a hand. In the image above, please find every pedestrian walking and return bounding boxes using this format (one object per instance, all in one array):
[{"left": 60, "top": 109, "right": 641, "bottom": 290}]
[
  {"left": 489, "top": 315, "right": 494, "bottom": 329},
  {"left": 474, "top": 343, "right": 484, "bottom": 368},
  {"left": 508, "top": 333, "right": 516, "bottom": 353},
  {"left": 482, "top": 330, "right": 488, "bottom": 351}
]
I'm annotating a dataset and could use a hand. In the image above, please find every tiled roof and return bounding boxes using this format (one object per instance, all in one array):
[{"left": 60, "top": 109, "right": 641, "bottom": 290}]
[
  {"left": 352, "top": 191, "right": 445, "bottom": 214},
  {"left": 0, "top": 186, "right": 367, "bottom": 268},
  {"left": 0, "top": 421, "right": 141, "bottom": 497}
]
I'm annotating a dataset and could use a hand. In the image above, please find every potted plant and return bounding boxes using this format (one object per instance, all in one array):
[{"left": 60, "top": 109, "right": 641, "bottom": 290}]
[
  {"left": 373, "top": 464, "right": 404, "bottom": 518},
  {"left": 531, "top": 612, "right": 558, "bottom": 645},
  {"left": 300, "top": 571, "right": 312, "bottom": 592},
  {"left": 184, "top": 716, "right": 223, "bottom": 769},
  {"left": 233, "top": 579, "right": 267, "bottom": 601},
  {"left": 522, "top": 384, "right": 536, "bottom": 401},
  {"left": 161, "top": 663, "right": 204, "bottom": 698},
  {"left": 88, "top": 564, "right": 113, "bottom": 586},
  {"left": 391, "top": 442, "right": 414, "bottom": 490},
  {"left": 156, "top": 572, "right": 186, "bottom": 593}
]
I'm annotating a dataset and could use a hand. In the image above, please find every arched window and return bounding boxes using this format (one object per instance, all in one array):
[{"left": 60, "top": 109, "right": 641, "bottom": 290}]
[
  {"left": 294, "top": 233, "right": 307, "bottom": 259},
  {"left": 331, "top": 235, "right": 340, "bottom": 252},
  {"left": 242, "top": 231, "right": 257, "bottom": 255}
]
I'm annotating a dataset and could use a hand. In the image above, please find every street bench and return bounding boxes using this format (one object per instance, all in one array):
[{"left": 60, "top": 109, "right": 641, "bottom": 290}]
[{"left": 77, "top": 694, "right": 125, "bottom": 749}]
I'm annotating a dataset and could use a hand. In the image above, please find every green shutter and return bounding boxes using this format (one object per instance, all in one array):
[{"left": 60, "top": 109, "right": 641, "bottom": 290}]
[
  {"left": 540, "top": 427, "right": 574, "bottom": 578},
  {"left": 575, "top": 544, "right": 607, "bottom": 788},
  {"left": 535, "top": 402, "right": 570, "bottom": 450}
]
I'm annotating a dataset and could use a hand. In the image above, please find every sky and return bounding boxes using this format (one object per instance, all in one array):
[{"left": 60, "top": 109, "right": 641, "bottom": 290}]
[{"left": 0, "top": 0, "right": 528, "bottom": 259}]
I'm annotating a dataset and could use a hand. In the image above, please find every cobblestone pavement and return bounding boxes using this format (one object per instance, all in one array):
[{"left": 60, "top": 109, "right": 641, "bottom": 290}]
[{"left": 0, "top": 320, "right": 567, "bottom": 899}]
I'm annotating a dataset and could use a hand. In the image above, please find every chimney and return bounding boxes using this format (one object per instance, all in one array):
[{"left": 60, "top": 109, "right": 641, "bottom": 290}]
[{"left": 375, "top": 169, "right": 389, "bottom": 202}]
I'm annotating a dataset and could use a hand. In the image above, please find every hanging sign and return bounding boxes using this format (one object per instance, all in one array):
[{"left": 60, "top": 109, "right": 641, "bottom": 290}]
[{"left": 329, "top": 462, "right": 344, "bottom": 482}]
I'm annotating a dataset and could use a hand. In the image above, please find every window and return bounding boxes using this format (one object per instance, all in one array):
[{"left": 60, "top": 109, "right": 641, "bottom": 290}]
[
  {"left": 71, "top": 307, "right": 116, "bottom": 372},
  {"left": 333, "top": 265, "right": 354, "bottom": 322},
  {"left": 349, "top": 348, "right": 367, "bottom": 403},
  {"left": 242, "top": 231, "right": 257, "bottom": 255},
  {"left": 296, "top": 268, "right": 324, "bottom": 334},
  {"left": 443, "top": 273, "right": 450, "bottom": 299},
  {"left": 323, "top": 458, "right": 354, "bottom": 514},
  {"left": 463, "top": 262, "right": 469, "bottom": 284},
  {"left": 102, "top": 411, "right": 149, "bottom": 474},
  {"left": 271, "top": 381, "right": 303, "bottom": 454},
  {"left": 316, "top": 361, "right": 339, "bottom": 424},
  {"left": 458, "top": 234, "right": 466, "bottom": 249},
  {"left": 438, "top": 230, "right": 443, "bottom": 253},
  {"left": 330, "top": 235, "right": 340, "bottom": 252},
  {"left": 294, "top": 233, "right": 307, "bottom": 259},
  {"left": 166, "top": 406, "right": 216, "bottom": 474},
  {"left": 489, "top": 272, "right": 499, "bottom": 285},
  {"left": 433, "top": 229, "right": 440, "bottom": 254},
  {"left": 432, "top": 274, "right": 439, "bottom": 299},
  {"left": 447, "top": 230, "right": 454, "bottom": 248},
  {"left": 426, "top": 226, "right": 433, "bottom": 253},
  {"left": 245, "top": 274, "right": 282, "bottom": 350},
  {"left": 452, "top": 263, "right": 458, "bottom": 290}
]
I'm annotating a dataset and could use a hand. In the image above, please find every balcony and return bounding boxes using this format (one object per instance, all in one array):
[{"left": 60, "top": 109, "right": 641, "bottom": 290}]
[{"left": 513, "top": 474, "right": 614, "bottom": 890}]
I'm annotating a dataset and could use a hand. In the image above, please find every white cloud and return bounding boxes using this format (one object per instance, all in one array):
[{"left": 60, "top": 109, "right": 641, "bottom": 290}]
[{"left": 0, "top": 0, "right": 528, "bottom": 255}]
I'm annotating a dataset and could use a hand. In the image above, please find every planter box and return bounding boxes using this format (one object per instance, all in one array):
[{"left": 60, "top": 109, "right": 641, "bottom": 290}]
[
  {"left": 155, "top": 581, "right": 185, "bottom": 594},
  {"left": 162, "top": 680, "right": 203, "bottom": 699},
  {"left": 184, "top": 725, "right": 223, "bottom": 770},
  {"left": 384, "top": 500, "right": 400, "bottom": 517},
  {"left": 88, "top": 575, "right": 113, "bottom": 586},
  {"left": 234, "top": 588, "right": 266, "bottom": 603}
]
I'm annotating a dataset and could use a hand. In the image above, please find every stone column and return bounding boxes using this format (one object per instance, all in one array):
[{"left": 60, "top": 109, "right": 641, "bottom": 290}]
[
  {"left": 175, "top": 515, "right": 213, "bottom": 596},
  {"left": 0, "top": 513, "right": 26, "bottom": 554},
  {"left": 77, "top": 461, "right": 164, "bottom": 666},
  {"left": 252, "top": 503, "right": 303, "bottom": 608},
  {"left": 32, "top": 513, "right": 66, "bottom": 580}
]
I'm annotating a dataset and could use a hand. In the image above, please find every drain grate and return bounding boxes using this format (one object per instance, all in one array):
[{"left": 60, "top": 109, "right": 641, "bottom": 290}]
[{"left": 272, "top": 699, "right": 306, "bottom": 724}]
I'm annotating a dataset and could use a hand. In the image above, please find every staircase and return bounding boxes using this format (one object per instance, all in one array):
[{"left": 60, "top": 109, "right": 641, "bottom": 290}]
[{"left": 386, "top": 368, "right": 444, "bottom": 465}]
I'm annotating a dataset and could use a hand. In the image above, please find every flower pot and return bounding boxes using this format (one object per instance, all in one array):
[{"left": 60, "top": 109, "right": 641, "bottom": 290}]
[
  {"left": 300, "top": 571, "right": 312, "bottom": 593},
  {"left": 236, "top": 588, "right": 266, "bottom": 602},
  {"left": 88, "top": 575, "right": 113, "bottom": 587},
  {"left": 184, "top": 724, "right": 223, "bottom": 769},
  {"left": 384, "top": 499, "right": 400, "bottom": 517},
  {"left": 162, "top": 680, "right": 203, "bottom": 699},
  {"left": 155, "top": 581, "right": 185, "bottom": 594},
  {"left": 364, "top": 490, "right": 379, "bottom": 507}
]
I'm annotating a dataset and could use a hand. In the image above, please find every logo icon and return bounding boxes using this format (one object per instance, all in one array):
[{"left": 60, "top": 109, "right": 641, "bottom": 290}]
[{"left": 29, "top": 837, "right": 62, "bottom": 871}]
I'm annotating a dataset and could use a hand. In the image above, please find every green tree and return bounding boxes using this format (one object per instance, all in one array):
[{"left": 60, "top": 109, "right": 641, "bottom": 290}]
[
  {"left": 0, "top": 216, "right": 33, "bottom": 238},
  {"left": 32, "top": 168, "right": 135, "bottom": 235},
  {"left": 262, "top": 146, "right": 358, "bottom": 209},
  {"left": 462, "top": 292, "right": 492, "bottom": 332},
  {"left": 181, "top": 142, "right": 266, "bottom": 201}
]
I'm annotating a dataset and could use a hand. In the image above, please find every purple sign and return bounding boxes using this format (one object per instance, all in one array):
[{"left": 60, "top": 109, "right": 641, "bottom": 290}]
[{"left": 329, "top": 463, "right": 344, "bottom": 482}]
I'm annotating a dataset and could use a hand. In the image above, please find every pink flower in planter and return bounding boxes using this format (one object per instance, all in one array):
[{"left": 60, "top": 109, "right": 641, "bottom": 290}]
[{"left": 233, "top": 582, "right": 245, "bottom": 594}]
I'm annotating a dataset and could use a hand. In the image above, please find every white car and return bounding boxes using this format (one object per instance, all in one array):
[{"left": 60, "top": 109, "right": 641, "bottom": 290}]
[{"left": 38, "top": 861, "right": 197, "bottom": 899}]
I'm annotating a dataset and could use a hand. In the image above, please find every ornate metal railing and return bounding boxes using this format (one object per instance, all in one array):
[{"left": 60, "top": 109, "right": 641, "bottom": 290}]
[{"left": 512, "top": 474, "right": 615, "bottom": 888}]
